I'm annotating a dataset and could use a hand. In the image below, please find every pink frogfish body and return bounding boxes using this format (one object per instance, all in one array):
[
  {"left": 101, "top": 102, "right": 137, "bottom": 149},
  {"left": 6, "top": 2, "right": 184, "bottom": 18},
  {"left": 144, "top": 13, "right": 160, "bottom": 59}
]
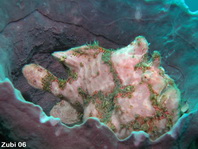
[{"left": 23, "top": 36, "right": 181, "bottom": 140}]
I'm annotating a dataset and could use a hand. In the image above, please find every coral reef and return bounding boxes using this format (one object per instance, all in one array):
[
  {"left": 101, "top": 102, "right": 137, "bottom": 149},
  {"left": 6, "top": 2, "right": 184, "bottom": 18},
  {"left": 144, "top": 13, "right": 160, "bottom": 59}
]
[
  {"left": 0, "top": 80, "right": 197, "bottom": 149},
  {"left": 1, "top": 0, "right": 198, "bottom": 148},
  {"left": 23, "top": 36, "right": 181, "bottom": 139}
]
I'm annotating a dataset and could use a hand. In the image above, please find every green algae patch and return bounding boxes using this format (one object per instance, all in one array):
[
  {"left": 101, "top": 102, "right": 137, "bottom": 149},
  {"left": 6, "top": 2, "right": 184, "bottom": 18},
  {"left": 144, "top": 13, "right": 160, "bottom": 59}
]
[
  {"left": 42, "top": 72, "right": 56, "bottom": 92},
  {"left": 69, "top": 71, "right": 78, "bottom": 80},
  {"left": 102, "top": 50, "right": 112, "bottom": 64},
  {"left": 58, "top": 79, "right": 67, "bottom": 89}
]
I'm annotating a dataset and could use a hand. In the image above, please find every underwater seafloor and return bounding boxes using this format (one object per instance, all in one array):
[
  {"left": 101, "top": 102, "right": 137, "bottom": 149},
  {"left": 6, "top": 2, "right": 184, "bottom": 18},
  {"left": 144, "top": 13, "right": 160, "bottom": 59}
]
[{"left": 0, "top": 0, "right": 198, "bottom": 148}]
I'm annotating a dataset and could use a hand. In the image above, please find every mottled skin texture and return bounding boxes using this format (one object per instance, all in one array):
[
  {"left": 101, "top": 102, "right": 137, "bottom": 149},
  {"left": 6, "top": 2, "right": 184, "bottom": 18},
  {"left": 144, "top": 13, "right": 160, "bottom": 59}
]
[{"left": 23, "top": 36, "right": 181, "bottom": 140}]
